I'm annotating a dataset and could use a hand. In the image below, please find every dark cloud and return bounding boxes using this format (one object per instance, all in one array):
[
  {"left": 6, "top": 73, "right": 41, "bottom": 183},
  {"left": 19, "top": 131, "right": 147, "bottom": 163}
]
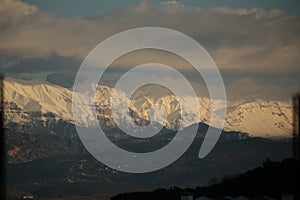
[
  {"left": 2, "top": 53, "right": 80, "bottom": 74},
  {"left": 46, "top": 72, "right": 76, "bottom": 88}
]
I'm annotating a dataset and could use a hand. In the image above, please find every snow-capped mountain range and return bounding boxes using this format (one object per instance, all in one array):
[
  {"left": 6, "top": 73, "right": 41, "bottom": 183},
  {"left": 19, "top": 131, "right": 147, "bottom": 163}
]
[{"left": 3, "top": 77, "right": 294, "bottom": 138}]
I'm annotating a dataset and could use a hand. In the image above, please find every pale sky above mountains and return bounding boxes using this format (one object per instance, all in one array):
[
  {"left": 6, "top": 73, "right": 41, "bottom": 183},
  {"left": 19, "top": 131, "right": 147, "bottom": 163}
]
[{"left": 0, "top": 0, "right": 299, "bottom": 88}]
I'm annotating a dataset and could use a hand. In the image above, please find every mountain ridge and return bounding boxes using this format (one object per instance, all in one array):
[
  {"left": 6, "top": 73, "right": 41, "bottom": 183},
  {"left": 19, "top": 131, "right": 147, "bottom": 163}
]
[{"left": 3, "top": 77, "right": 293, "bottom": 138}]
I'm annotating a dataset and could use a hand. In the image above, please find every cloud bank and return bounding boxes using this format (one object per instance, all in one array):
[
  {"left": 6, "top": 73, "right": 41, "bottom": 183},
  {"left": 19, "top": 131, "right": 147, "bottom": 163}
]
[{"left": 0, "top": 0, "right": 299, "bottom": 74}]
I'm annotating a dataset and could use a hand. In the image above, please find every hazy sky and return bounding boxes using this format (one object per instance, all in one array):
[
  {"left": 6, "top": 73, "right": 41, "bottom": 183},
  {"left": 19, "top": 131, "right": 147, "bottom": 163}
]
[{"left": 0, "top": 0, "right": 299, "bottom": 86}]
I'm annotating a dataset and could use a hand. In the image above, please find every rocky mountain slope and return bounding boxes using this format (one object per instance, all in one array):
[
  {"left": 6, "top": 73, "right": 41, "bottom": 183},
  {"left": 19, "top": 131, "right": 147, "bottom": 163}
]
[{"left": 3, "top": 77, "right": 293, "bottom": 138}]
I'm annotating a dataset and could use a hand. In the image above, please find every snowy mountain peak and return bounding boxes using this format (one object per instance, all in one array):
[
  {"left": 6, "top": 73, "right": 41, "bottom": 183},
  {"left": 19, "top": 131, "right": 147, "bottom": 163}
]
[{"left": 2, "top": 77, "right": 293, "bottom": 138}]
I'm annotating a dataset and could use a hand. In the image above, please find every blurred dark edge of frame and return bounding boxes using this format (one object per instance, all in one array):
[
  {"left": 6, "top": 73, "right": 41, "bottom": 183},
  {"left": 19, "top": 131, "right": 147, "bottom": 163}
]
[
  {"left": 0, "top": 74, "right": 6, "bottom": 199},
  {"left": 293, "top": 93, "right": 300, "bottom": 160}
]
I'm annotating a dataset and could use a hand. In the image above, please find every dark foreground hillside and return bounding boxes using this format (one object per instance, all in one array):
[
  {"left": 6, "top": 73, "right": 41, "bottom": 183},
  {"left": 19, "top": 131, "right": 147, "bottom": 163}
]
[{"left": 112, "top": 158, "right": 300, "bottom": 200}]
